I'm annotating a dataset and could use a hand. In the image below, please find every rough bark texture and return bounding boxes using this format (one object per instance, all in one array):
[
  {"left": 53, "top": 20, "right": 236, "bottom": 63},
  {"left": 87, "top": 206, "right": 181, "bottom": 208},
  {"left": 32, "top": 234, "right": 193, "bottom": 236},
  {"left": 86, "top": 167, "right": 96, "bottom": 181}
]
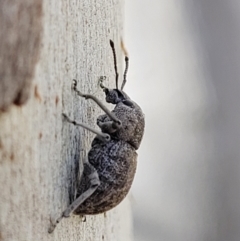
[
  {"left": 0, "top": 0, "right": 134, "bottom": 241},
  {"left": 0, "top": 0, "right": 43, "bottom": 110}
]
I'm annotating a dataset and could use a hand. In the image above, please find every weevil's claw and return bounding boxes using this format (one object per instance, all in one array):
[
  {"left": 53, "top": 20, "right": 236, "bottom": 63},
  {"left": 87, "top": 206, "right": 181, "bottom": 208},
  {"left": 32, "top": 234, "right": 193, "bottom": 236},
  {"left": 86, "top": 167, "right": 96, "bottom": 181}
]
[
  {"left": 98, "top": 76, "right": 107, "bottom": 90},
  {"left": 62, "top": 113, "right": 69, "bottom": 121},
  {"left": 48, "top": 214, "right": 63, "bottom": 233},
  {"left": 72, "top": 79, "right": 77, "bottom": 91},
  {"left": 80, "top": 215, "right": 86, "bottom": 222},
  {"left": 48, "top": 216, "right": 56, "bottom": 234},
  {"left": 82, "top": 216, "right": 86, "bottom": 222}
]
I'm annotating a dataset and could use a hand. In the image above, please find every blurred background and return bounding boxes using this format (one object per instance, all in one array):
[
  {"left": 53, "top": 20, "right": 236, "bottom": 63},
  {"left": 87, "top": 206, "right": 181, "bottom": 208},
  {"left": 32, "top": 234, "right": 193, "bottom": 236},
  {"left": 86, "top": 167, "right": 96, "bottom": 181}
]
[{"left": 125, "top": 1, "right": 240, "bottom": 241}]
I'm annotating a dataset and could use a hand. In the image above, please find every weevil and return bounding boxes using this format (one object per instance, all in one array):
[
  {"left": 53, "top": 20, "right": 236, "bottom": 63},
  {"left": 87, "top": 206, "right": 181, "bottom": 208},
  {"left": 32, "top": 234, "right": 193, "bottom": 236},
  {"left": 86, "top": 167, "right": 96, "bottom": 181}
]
[{"left": 48, "top": 40, "right": 145, "bottom": 233}]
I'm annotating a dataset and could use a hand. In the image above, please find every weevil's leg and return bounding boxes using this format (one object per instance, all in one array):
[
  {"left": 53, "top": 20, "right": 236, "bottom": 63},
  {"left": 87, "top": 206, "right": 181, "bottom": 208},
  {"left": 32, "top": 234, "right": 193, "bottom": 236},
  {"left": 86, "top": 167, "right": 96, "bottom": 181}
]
[
  {"left": 72, "top": 80, "right": 122, "bottom": 128},
  {"left": 48, "top": 163, "right": 100, "bottom": 233},
  {"left": 62, "top": 168, "right": 100, "bottom": 217},
  {"left": 96, "top": 113, "right": 119, "bottom": 134},
  {"left": 62, "top": 114, "right": 110, "bottom": 142},
  {"left": 97, "top": 113, "right": 108, "bottom": 123},
  {"left": 97, "top": 114, "right": 119, "bottom": 134},
  {"left": 98, "top": 120, "right": 119, "bottom": 134}
]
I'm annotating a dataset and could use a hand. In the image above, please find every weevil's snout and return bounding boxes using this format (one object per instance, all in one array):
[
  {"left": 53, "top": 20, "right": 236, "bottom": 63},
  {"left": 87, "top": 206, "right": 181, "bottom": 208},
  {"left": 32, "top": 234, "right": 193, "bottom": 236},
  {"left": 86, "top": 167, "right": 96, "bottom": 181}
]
[{"left": 104, "top": 89, "right": 125, "bottom": 104}]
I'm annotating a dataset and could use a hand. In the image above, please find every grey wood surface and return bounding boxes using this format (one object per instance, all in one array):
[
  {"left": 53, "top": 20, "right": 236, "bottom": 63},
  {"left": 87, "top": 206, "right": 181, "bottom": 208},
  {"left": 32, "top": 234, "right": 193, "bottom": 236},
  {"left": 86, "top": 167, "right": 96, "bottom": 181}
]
[{"left": 0, "top": 0, "right": 133, "bottom": 240}]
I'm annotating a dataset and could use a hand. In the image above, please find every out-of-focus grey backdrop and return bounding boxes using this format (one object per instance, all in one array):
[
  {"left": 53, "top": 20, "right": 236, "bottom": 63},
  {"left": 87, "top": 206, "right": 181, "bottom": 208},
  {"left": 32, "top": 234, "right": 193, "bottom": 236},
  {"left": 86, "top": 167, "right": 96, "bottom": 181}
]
[{"left": 125, "top": 1, "right": 240, "bottom": 241}]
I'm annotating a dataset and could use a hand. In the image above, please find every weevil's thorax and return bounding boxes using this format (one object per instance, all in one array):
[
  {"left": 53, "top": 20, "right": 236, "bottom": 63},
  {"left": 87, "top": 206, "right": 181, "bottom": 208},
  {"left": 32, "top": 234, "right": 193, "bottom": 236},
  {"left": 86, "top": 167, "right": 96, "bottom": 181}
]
[{"left": 102, "top": 88, "right": 145, "bottom": 150}]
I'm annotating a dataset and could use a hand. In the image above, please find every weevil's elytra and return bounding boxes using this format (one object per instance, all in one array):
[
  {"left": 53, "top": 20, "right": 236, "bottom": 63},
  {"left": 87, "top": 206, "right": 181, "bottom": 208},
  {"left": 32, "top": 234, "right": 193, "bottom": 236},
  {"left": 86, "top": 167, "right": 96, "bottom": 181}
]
[{"left": 48, "top": 40, "right": 145, "bottom": 233}]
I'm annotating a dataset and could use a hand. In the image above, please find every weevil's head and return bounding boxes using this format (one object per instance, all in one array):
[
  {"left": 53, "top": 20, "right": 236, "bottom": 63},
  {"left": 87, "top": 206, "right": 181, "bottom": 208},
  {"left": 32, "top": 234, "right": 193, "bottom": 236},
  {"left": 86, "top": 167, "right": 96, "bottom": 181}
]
[
  {"left": 103, "top": 88, "right": 127, "bottom": 104},
  {"left": 102, "top": 87, "right": 135, "bottom": 108}
]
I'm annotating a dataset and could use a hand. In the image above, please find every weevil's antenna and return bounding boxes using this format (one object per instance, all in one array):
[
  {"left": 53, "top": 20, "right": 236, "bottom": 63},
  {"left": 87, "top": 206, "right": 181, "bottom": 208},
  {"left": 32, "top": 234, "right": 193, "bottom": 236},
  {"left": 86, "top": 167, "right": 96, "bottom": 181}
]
[
  {"left": 120, "top": 39, "right": 129, "bottom": 90},
  {"left": 110, "top": 40, "right": 119, "bottom": 89},
  {"left": 121, "top": 56, "right": 129, "bottom": 90}
]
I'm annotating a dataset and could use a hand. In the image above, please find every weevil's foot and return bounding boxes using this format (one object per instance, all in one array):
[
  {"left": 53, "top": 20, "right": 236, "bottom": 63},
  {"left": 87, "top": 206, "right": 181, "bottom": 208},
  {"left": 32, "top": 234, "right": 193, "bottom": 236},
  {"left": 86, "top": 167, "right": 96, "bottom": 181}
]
[
  {"left": 72, "top": 79, "right": 77, "bottom": 90},
  {"left": 48, "top": 215, "right": 63, "bottom": 233},
  {"left": 48, "top": 217, "right": 57, "bottom": 233},
  {"left": 98, "top": 76, "right": 106, "bottom": 82},
  {"left": 98, "top": 76, "right": 106, "bottom": 89},
  {"left": 80, "top": 215, "right": 86, "bottom": 222},
  {"left": 62, "top": 113, "right": 70, "bottom": 122}
]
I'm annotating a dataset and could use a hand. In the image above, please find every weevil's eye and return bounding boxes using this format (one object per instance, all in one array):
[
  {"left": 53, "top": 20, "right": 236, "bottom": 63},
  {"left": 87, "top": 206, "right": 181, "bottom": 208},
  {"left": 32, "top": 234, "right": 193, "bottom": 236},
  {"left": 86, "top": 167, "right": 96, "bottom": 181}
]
[
  {"left": 105, "top": 89, "right": 117, "bottom": 104},
  {"left": 105, "top": 134, "right": 111, "bottom": 142},
  {"left": 98, "top": 133, "right": 110, "bottom": 142}
]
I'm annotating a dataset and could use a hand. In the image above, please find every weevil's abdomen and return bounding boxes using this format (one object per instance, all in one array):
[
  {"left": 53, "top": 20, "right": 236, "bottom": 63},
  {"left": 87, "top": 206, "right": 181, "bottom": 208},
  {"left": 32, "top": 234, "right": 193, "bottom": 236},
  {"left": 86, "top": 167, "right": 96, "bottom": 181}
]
[{"left": 74, "top": 138, "right": 137, "bottom": 215}]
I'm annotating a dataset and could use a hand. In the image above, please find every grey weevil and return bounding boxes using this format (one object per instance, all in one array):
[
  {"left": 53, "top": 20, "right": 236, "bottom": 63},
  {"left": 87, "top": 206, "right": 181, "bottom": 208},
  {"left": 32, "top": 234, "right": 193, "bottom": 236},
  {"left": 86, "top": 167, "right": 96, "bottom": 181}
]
[{"left": 48, "top": 40, "right": 145, "bottom": 233}]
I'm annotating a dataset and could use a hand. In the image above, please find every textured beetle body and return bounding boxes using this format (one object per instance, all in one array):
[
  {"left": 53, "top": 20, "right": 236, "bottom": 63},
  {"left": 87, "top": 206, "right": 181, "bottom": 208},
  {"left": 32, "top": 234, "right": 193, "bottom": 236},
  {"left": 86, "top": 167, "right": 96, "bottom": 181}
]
[
  {"left": 74, "top": 89, "right": 144, "bottom": 214},
  {"left": 48, "top": 40, "right": 145, "bottom": 233},
  {"left": 74, "top": 138, "right": 137, "bottom": 214}
]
